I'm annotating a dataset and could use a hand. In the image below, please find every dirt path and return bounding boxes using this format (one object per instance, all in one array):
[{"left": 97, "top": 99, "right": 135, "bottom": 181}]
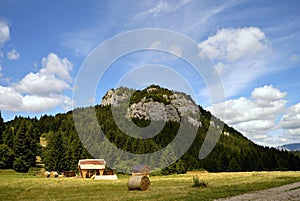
[{"left": 215, "top": 182, "right": 300, "bottom": 201}]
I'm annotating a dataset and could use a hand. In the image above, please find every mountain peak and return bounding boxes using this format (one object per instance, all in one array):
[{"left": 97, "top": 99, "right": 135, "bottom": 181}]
[{"left": 101, "top": 85, "right": 202, "bottom": 127}]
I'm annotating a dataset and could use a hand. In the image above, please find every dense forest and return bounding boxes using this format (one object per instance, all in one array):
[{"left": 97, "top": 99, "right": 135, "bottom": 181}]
[{"left": 0, "top": 85, "right": 300, "bottom": 174}]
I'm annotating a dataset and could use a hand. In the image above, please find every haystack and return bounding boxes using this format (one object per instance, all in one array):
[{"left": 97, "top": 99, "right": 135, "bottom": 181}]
[{"left": 128, "top": 176, "right": 150, "bottom": 191}]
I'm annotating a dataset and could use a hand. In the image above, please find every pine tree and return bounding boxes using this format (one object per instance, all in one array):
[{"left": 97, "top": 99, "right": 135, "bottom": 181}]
[
  {"left": 13, "top": 120, "right": 37, "bottom": 172},
  {"left": 227, "top": 157, "right": 241, "bottom": 172},
  {"left": 3, "top": 126, "right": 15, "bottom": 148},
  {"left": 0, "top": 144, "right": 14, "bottom": 169},
  {"left": 43, "top": 130, "right": 69, "bottom": 172},
  {"left": 0, "top": 111, "right": 4, "bottom": 144}
]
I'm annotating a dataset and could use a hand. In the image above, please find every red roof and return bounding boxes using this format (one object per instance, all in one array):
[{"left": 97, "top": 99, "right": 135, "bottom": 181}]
[{"left": 78, "top": 159, "right": 106, "bottom": 165}]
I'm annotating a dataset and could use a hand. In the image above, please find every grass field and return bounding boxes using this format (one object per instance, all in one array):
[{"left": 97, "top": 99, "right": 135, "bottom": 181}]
[{"left": 1, "top": 170, "right": 300, "bottom": 201}]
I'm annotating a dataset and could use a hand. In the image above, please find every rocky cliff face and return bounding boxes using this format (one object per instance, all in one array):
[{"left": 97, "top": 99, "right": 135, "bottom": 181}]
[{"left": 101, "top": 86, "right": 202, "bottom": 127}]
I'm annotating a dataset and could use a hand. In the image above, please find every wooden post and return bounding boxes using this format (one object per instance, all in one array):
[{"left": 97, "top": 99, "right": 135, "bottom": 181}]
[{"left": 82, "top": 170, "right": 87, "bottom": 179}]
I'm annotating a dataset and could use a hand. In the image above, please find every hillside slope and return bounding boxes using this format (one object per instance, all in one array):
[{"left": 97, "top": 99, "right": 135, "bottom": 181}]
[{"left": 2, "top": 85, "right": 300, "bottom": 173}]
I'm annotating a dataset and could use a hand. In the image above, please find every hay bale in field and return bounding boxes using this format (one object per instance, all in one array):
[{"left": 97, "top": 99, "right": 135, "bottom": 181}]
[
  {"left": 128, "top": 176, "right": 150, "bottom": 191},
  {"left": 50, "top": 171, "right": 58, "bottom": 178},
  {"left": 44, "top": 171, "right": 50, "bottom": 177}
]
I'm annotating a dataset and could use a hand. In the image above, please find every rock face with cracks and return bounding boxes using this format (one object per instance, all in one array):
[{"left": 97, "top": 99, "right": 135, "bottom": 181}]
[{"left": 101, "top": 86, "right": 202, "bottom": 127}]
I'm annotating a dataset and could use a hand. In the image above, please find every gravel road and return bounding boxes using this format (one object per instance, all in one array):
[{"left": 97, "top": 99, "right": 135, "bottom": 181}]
[{"left": 215, "top": 182, "right": 300, "bottom": 201}]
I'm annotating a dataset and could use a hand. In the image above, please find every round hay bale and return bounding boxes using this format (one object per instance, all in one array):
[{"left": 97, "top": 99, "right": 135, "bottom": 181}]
[
  {"left": 128, "top": 176, "right": 150, "bottom": 191},
  {"left": 44, "top": 171, "right": 50, "bottom": 178}
]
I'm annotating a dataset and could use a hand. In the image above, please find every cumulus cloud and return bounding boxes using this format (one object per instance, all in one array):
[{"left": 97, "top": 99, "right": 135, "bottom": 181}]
[
  {"left": 207, "top": 85, "right": 288, "bottom": 146},
  {"left": 280, "top": 102, "right": 300, "bottom": 129},
  {"left": 198, "top": 27, "right": 268, "bottom": 61},
  {"left": 0, "top": 19, "right": 10, "bottom": 46},
  {"left": 197, "top": 27, "right": 273, "bottom": 99},
  {"left": 7, "top": 49, "right": 20, "bottom": 60},
  {"left": 0, "top": 53, "right": 73, "bottom": 113},
  {"left": 252, "top": 85, "right": 287, "bottom": 101},
  {"left": 14, "top": 53, "right": 72, "bottom": 95}
]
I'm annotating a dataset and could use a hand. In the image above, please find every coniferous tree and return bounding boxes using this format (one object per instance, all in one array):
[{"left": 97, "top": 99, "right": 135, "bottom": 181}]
[
  {"left": 3, "top": 126, "right": 15, "bottom": 149},
  {"left": 43, "top": 130, "right": 69, "bottom": 172},
  {"left": 0, "top": 111, "right": 4, "bottom": 144},
  {"left": 227, "top": 157, "right": 241, "bottom": 172},
  {"left": 13, "top": 120, "right": 36, "bottom": 172},
  {"left": 0, "top": 144, "right": 14, "bottom": 169}
]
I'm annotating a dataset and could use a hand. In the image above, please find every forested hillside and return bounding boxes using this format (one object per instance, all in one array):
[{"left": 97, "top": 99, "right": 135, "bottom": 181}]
[{"left": 0, "top": 85, "right": 300, "bottom": 173}]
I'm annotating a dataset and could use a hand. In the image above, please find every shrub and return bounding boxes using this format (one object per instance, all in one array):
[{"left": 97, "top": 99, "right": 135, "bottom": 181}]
[
  {"left": 192, "top": 175, "right": 208, "bottom": 188},
  {"left": 28, "top": 167, "right": 42, "bottom": 176}
]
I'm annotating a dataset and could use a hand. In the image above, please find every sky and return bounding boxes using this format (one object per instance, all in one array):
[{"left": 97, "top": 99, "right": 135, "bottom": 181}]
[{"left": 0, "top": 0, "right": 299, "bottom": 147}]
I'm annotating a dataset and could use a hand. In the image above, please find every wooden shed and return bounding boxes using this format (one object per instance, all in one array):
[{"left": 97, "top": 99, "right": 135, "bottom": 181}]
[
  {"left": 132, "top": 165, "right": 151, "bottom": 177},
  {"left": 78, "top": 159, "right": 106, "bottom": 179}
]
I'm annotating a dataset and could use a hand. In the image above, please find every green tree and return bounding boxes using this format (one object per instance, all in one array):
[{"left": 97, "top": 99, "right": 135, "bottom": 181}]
[
  {"left": 13, "top": 120, "right": 37, "bottom": 172},
  {"left": 0, "top": 144, "right": 14, "bottom": 169},
  {"left": 3, "top": 126, "right": 15, "bottom": 148},
  {"left": 0, "top": 111, "right": 4, "bottom": 144},
  {"left": 227, "top": 157, "right": 241, "bottom": 172},
  {"left": 43, "top": 130, "right": 69, "bottom": 172}
]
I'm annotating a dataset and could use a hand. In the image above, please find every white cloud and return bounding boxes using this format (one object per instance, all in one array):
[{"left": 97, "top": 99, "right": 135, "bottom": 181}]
[
  {"left": 207, "top": 85, "right": 288, "bottom": 146},
  {"left": 252, "top": 85, "right": 287, "bottom": 101},
  {"left": 7, "top": 49, "right": 20, "bottom": 60},
  {"left": 0, "top": 19, "right": 10, "bottom": 46},
  {"left": 134, "top": 0, "right": 191, "bottom": 21},
  {"left": 14, "top": 53, "right": 72, "bottom": 96},
  {"left": 278, "top": 126, "right": 300, "bottom": 146},
  {"left": 280, "top": 102, "right": 300, "bottom": 129},
  {"left": 198, "top": 27, "right": 268, "bottom": 62},
  {"left": 197, "top": 27, "right": 273, "bottom": 98},
  {"left": 0, "top": 53, "right": 73, "bottom": 113},
  {"left": 136, "top": 1, "right": 169, "bottom": 19},
  {"left": 0, "top": 85, "right": 72, "bottom": 112},
  {"left": 14, "top": 72, "right": 70, "bottom": 96},
  {"left": 0, "top": 86, "right": 23, "bottom": 111},
  {"left": 41, "top": 53, "right": 72, "bottom": 82},
  {"left": 22, "top": 94, "right": 72, "bottom": 112}
]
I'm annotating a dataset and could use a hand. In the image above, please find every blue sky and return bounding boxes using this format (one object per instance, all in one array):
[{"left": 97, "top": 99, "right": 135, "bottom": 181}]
[{"left": 0, "top": 0, "right": 299, "bottom": 147}]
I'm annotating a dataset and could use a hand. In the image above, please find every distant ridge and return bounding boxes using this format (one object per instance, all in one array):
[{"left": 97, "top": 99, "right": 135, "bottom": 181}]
[{"left": 278, "top": 143, "right": 300, "bottom": 151}]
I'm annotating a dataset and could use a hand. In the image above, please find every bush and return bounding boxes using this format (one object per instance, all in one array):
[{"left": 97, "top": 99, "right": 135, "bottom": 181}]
[
  {"left": 13, "top": 157, "right": 30, "bottom": 173},
  {"left": 192, "top": 175, "right": 208, "bottom": 188},
  {"left": 28, "top": 167, "right": 41, "bottom": 176}
]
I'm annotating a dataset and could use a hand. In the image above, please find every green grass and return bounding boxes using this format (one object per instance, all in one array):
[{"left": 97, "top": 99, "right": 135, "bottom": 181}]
[{"left": 0, "top": 171, "right": 300, "bottom": 201}]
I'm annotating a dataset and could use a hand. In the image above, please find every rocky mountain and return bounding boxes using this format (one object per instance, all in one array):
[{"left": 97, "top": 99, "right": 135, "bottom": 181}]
[{"left": 101, "top": 85, "right": 202, "bottom": 127}]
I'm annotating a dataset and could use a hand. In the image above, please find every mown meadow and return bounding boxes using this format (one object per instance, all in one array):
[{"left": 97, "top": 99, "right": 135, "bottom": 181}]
[{"left": 1, "top": 170, "right": 300, "bottom": 201}]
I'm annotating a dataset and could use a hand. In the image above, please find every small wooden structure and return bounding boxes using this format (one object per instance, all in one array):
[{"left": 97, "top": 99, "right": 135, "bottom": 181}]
[
  {"left": 132, "top": 164, "right": 151, "bottom": 177},
  {"left": 128, "top": 175, "right": 150, "bottom": 191},
  {"left": 78, "top": 159, "right": 106, "bottom": 179}
]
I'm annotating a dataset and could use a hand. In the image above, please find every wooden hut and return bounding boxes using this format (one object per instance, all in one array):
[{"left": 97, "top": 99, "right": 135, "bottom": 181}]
[
  {"left": 78, "top": 159, "right": 106, "bottom": 179},
  {"left": 132, "top": 165, "right": 150, "bottom": 177}
]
